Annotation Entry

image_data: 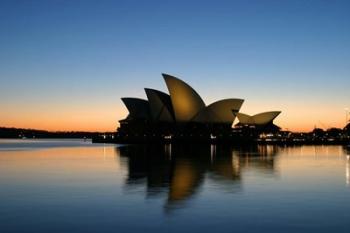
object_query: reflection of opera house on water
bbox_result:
[116,73,281,143]
[119,144,279,212]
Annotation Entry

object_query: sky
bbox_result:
[0,0,349,132]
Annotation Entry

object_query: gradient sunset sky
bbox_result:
[1,0,349,132]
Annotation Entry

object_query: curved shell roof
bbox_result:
[121,98,150,120]
[253,111,281,125]
[120,73,281,127]
[145,88,174,122]
[194,99,244,124]
[235,113,254,124]
[163,74,205,122]
[236,111,281,125]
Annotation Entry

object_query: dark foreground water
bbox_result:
[0,139,350,233]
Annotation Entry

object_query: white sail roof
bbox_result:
[194,99,244,124]
[236,111,281,125]
[121,98,150,119]
[163,74,205,122]
[145,88,174,122]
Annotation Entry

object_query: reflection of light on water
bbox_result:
[266,145,273,157]
[232,154,240,175]
[346,155,350,186]
[103,146,106,160]
[165,144,172,160]
[210,145,216,163]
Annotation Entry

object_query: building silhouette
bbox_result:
[116,73,281,143]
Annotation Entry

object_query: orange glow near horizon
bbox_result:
[0,98,347,132]
[1,102,128,132]
[0,109,346,133]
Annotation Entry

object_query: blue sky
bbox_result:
[1,0,349,131]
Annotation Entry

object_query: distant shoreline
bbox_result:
[0,127,112,139]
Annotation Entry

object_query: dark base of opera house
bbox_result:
[92,122,350,145]
[92,134,349,145]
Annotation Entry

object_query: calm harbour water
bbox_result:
[0,139,350,233]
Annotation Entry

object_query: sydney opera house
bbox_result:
[116,74,281,143]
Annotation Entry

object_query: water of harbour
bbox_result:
[0,139,350,233]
